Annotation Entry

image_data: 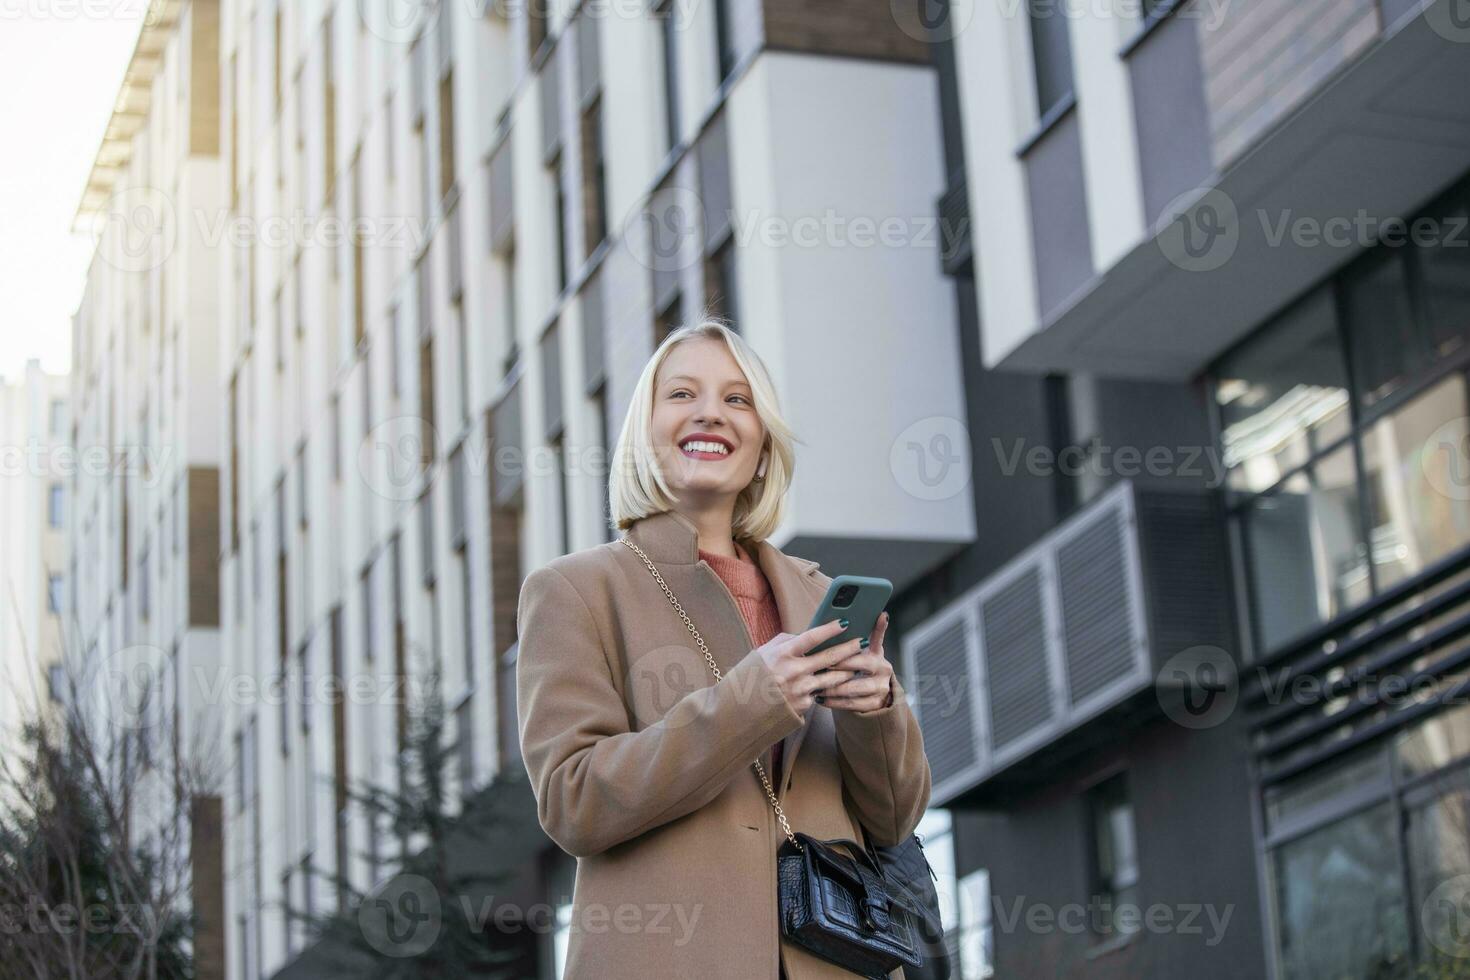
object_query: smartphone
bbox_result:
[806,575,893,666]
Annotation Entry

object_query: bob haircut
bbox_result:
[608,313,799,542]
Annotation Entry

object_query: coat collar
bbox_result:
[624,508,823,579]
[623,509,826,801]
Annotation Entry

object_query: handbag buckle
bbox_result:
[854,860,892,932]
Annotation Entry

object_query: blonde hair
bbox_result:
[608,312,798,542]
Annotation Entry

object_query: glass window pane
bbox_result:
[1242,443,1369,653]
[1408,784,1470,967]
[1345,250,1419,411]
[957,869,994,980]
[1216,288,1350,494]
[1264,743,1390,833]
[1419,193,1470,362]
[1027,0,1073,117]
[1398,700,1470,782]
[1271,803,1410,980]
[1362,373,1470,591]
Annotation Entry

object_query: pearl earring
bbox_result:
[755,454,768,480]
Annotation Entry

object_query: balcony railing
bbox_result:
[904,480,1235,805]
[1243,543,1470,788]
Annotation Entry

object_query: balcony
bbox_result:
[991,4,1470,380]
[904,480,1235,806]
[1243,543,1470,789]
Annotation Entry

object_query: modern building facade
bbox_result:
[69,0,227,974]
[907,0,1470,977]
[215,1,971,978]
[0,360,70,745]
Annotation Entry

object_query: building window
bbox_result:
[1261,737,1427,980]
[550,152,568,296]
[1086,772,1139,944]
[527,0,548,60]
[958,869,995,979]
[47,574,63,614]
[139,545,150,622]
[420,332,437,465]
[1213,178,1470,658]
[456,695,474,795]
[48,483,63,527]
[655,290,681,348]
[1027,0,1074,121]
[330,392,342,481]
[439,70,457,203]
[713,0,736,84]
[580,96,607,256]
[656,0,680,152]
[48,398,65,437]
[704,238,737,328]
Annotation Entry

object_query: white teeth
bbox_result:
[682,440,729,455]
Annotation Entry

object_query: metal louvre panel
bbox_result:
[982,564,1053,753]
[1137,490,1231,656]
[1056,502,1136,707]
[908,615,979,798]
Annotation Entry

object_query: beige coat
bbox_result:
[516,508,932,979]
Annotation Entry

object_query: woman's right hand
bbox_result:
[754,619,866,713]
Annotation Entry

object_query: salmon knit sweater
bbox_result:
[699,539,787,787]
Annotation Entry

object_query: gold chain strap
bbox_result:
[620,536,802,850]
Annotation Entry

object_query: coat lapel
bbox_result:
[624,510,827,803]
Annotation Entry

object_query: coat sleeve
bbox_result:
[832,671,933,847]
[516,564,808,857]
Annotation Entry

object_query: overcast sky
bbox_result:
[0,9,143,384]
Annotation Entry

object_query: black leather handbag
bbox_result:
[622,537,951,979]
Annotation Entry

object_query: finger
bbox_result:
[871,611,889,646]
[818,692,886,711]
[787,618,850,657]
[815,673,887,700]
[797,668,859,697]
[808,635,866,669]
[829,652,884,676]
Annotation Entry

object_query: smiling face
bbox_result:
[650,337,766,501]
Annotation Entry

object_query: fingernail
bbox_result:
[815,696,826,704]
[859,637,870,649]
[838,618,850,629]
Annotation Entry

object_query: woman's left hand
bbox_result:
[816,611,895,711]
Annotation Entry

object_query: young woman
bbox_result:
[516,318,932,979]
